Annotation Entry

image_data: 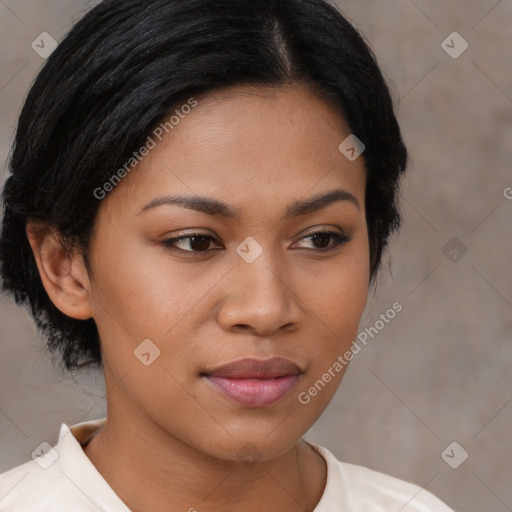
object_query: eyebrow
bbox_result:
[138,189,360,219]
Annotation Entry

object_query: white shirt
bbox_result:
[0,418,455,511]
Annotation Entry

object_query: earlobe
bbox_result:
[26,221,93,320]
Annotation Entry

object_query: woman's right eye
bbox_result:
[161,233,223,254]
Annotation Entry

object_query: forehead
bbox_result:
[102,83,367,217]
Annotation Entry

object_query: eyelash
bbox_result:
[161,228,351,256]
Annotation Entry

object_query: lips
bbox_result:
[205,357,302,379]
[202,357,303,407]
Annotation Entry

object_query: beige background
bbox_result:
[1,1,511,511]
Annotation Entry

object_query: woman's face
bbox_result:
[85,83,369,461]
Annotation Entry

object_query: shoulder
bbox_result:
[0,457,90,512]
[309,443,456,511]
[0,418,115,512]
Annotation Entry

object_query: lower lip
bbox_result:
[205,375,300,407]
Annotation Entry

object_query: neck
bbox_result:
[83,404,326,512]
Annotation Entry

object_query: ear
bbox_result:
[26,221,93,320]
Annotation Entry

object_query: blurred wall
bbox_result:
[1,2,511,511]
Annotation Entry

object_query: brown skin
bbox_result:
[27,82,369,512]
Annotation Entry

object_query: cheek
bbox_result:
[304,242,369,338]
[89,239,193,341]
[295,236,369,397]
[294,257,368,416]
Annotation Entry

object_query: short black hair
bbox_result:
[0,0,408,371]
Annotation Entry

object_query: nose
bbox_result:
[216,249,302,336]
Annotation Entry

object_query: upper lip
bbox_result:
[203,356,302,379]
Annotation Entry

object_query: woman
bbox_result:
[0,0,455,510]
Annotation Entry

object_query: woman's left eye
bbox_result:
[161,229,350,255]
[294,229,351,251]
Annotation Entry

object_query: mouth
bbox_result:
[201,356,303,408]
